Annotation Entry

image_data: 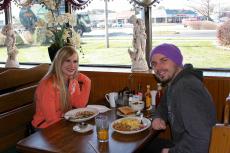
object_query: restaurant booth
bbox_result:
[0,0,230,152]
[0,64,230,152]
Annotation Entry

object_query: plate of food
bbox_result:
[64,108,99,122]
[116,106,136,117]
[111,116,151,134]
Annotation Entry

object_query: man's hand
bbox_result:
[152,118,166,130]
[161,148,169,153]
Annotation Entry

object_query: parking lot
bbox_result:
[83,23,216,39]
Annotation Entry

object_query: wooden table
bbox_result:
[17,109,156,153]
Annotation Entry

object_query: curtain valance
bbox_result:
[0,0,92,10]
[67,0,159,10]
[0,0,160,11]
[0,0,12,10]
[67,0,115,10]
[66,0,92,9]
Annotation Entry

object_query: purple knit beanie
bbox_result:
[149,43,183,67]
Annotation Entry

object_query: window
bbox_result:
[10,2,51,63]
[0,10,6,62]
[151,0,230,69]
[0,0,229,70]
[74,0,135,65]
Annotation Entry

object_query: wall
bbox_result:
[82,70,230,140]
[84,71,157,105]
[204,76,230,122]
[83,70,230,123]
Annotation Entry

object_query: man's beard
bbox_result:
[155,66,182,85]
[157,75,171,84]
[154,74,171,84]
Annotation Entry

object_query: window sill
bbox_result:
[79,66,150,73]
[80,66,230,77]
[1,63,230,78]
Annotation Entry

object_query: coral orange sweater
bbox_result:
[32,73,91,128]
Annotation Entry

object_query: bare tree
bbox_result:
[188,0,214,21]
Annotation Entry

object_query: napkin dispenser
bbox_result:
[116,87,130,107]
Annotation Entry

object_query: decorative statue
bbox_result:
[128,15,148,72]
[1,23,19,68]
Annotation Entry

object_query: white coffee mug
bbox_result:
[105,92,118,107]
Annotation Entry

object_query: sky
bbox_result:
[86,0,132,12]
[86,0,230,11]
[86,0,193,11]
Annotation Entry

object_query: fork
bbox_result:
[136,110,141,116]
[140,113,143,124]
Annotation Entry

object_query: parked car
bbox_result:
[182,17,199,27]
[97,22,105,28]
[74,13,92,36]
[111,23,123,28]
[97,22,112,28]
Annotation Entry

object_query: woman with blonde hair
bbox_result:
[32,46,91,128]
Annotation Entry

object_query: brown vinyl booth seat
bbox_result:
[0,64,49,95]
[0,64,49,152]
[209,100,230,153]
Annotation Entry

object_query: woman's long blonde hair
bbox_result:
[46,46,79,112]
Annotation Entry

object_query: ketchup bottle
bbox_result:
[155,83,163,109]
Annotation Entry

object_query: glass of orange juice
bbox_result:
[95,115,109,142]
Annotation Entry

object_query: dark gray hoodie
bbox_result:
[153,64,217,153]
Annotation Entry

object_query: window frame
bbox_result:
[0,0,229,73]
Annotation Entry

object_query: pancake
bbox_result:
[118,106,135,115]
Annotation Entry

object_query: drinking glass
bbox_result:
[95,115,109,142]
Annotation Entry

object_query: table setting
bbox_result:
[17,103,156,153]
[62,98,152,137]
[17,87,155,153]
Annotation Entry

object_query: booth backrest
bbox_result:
[0,64,49,94]
[0,85,36,114]
[0,65,48,152]
[0,85,37,152]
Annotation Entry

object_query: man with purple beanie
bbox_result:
[142,43,216,153]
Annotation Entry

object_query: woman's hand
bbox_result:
[77,73,86,83]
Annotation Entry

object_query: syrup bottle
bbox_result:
[145,85,152,110]
[155,83,163,109]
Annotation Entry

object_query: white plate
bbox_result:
[87,105,111,113]
[64,108,99,122]
[111,116,151,134]
[73,124,93,133]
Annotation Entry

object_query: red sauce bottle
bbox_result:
[155,83,163,109]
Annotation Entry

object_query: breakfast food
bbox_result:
[132,102,139,105]
[75,111,95,119]
[118,106,135,115]
[113,118,145,131]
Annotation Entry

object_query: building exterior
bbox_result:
[152,8,197,23]
[88,9,135,28]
